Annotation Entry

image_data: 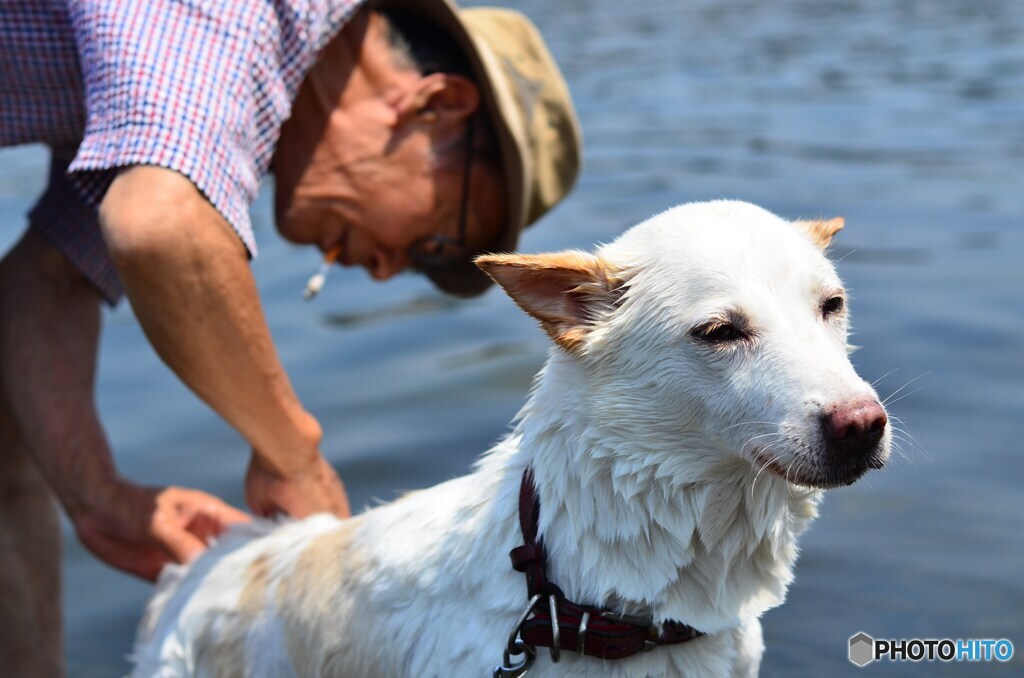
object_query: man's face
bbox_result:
[275,96,504,282]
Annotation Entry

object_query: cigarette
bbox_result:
[303,245,343,300]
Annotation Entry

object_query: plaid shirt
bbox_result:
[0,0,364,303]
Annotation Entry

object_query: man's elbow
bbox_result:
[98,166,245,275]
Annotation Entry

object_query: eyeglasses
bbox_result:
[406,117,476,270]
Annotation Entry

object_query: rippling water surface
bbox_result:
[1,0,1021,674]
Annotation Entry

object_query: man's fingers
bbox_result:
[245,495,277,519]
[207,499,251,526]
[151,511,207,565]
[160,486,250,530]
[188,500,251,542]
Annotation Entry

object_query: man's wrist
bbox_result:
[57,464,126,521]
[250,408,324,477]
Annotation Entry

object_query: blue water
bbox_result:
[1,0,1021,674]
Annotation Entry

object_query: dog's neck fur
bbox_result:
[488,352,822,635]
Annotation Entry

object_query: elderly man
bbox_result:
[0,0,580,673]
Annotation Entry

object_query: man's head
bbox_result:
[273,0,581,296]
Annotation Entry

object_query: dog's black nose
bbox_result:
[821,399,888,458]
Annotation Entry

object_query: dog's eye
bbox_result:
[693,322,746,344]
[822,296,845,317]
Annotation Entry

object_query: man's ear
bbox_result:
[475,251,622,354]
[398,73,479,128]
[794,217,844,249]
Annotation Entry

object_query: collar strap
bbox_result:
[508,469,704,661]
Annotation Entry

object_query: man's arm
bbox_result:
[0,229,250,581]
[99,166,350,518]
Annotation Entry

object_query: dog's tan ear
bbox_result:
[795,217,844,249]
[475,251,620,354]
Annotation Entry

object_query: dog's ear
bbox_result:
[794,217,844,249]
[475,251,620,354]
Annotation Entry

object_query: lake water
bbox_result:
[1,0,1021,675]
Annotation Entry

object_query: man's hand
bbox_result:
[69,479,250,581]
[245,453,351,519]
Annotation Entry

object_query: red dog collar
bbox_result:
[503,468,704,666]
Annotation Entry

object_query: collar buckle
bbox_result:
[493,593,541,678]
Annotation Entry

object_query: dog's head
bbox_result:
[477,200,889,489]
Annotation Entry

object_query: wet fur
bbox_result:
[132,200,888,677]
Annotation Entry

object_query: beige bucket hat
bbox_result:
[379,0,583,296]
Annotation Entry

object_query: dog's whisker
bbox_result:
[869,368,900,388]
[881,372,931,406]
[833,246,860,264]
[739,429,783,452]
[785,457,800,493]
[886,416,928,458]
[723,421,778,433]
[741,431,784,450]
[741,432,786,497]
[895,431,927,460]
[750,445,782,498]
[888,424,920,446]
[886,440,917,472]
[888,427,928,463]
[881,386,925,408]
[894,447,914,468]
[783,453,810,496]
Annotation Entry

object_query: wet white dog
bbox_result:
[131,200,889,677]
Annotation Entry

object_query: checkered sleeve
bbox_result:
[30,149,125,301]
[60,0,267,302]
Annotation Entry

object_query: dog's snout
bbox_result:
[821,399,888,457]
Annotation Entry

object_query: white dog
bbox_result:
[131,200,889,677]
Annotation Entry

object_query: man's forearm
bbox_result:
[0,230,117,514]
[99,167,321,473]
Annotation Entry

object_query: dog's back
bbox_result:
[133,201,888,677]
[133,469,529,677]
